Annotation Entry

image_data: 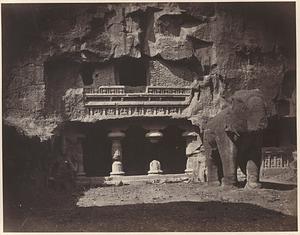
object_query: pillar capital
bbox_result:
[76,133,86,138]
[145,130,163,143]
[108,130,125,139]
[182,131,198,139]
[144,123,165,132]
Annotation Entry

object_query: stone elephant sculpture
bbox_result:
[203,89,268,189]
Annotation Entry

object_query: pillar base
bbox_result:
[148,170,163,175]
[185,154,199,175]
[110,171,125,176]
[77,172,86,176]
[77,165,86,176]
[110,161,125,176]
[185,169,194,174]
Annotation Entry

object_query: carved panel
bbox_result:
[83,85,191,118]
[262,148,292,169]
[87,106,185,117]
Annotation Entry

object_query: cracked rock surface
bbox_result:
[3,3,295,140]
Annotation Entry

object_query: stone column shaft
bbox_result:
[182,131,200,175]
[108,130,125,176]
[77,137,86,176]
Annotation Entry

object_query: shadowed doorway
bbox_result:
[123,126,149,175]
[123,125,186,175]
[82,126,111,176]
[160,125,186,174]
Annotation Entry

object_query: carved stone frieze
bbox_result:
[84,85,192,118]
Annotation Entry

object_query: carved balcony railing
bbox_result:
[83,86,192,117]
[84,86,125,94]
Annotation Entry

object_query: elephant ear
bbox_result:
[226,89,268,132]
[246,96,268,131]
[225,97,248,134]
[231,96,248,118]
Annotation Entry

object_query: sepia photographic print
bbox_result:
[2,1,297,232]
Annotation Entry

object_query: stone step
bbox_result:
[76,173,190,186]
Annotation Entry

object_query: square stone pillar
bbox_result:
[108,130,125,176]
[182,131,201,175]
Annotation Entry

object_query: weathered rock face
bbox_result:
[3,2,296,140]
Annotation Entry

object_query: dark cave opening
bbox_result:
[82,126,111,177]
[122,125,186,176]
[115,57,148,93]
[262,116,296,148]
[79,63,94,86]
[123,126,149,175]
[160,125,186,174]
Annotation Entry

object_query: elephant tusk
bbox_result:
[234,131,240,137]
[225,125,240,137]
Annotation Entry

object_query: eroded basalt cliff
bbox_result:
[3,3,296,140]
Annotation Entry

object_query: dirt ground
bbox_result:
[4,180,297,232]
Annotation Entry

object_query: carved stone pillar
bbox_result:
[77,136,86,176]
[145,130,163,175]
[182,131,201,175]
[108,130,125,176]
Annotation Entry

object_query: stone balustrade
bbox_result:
[84,86,125,94]
[83,85,192,118]
[146,86,191,95]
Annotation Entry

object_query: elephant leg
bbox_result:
[244,135,262,189]
[203,130,221,186]
[245,160,262,189]
[203,139,220,186]
[216,134,238,187]
[207,156,221,186]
